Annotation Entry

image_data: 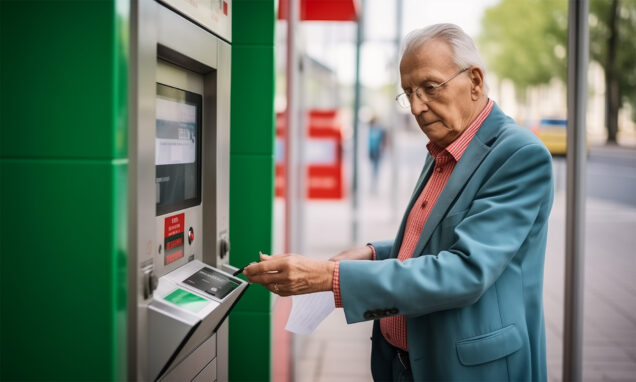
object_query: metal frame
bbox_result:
[129,1,231,379]
[563,0,589,380]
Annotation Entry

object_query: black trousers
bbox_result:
[370,321,414,382]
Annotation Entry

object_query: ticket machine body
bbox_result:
[129,1,242,380]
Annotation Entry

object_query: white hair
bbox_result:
[401,23,489,94]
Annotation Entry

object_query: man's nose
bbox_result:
[410,95,429,115]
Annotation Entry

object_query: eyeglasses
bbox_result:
[395,67,469,109]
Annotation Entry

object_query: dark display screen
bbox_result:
[182,267,240,300]
[155,83,202,216]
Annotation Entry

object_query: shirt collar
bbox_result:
[426,99,494,162]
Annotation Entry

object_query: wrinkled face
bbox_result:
[400,39,479,148]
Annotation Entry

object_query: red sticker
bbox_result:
[164,213,185,265]
[166,250,183,265]
[165,237,183,251]
[165,213,184,238]
[223,1,228,15]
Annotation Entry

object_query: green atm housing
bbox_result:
[0,0,275,380]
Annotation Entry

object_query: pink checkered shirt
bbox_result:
[334,99,493,351]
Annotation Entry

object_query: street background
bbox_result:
[274,129,636,382]
[272,0,636,380]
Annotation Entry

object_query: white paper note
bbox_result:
[285,291,336,335]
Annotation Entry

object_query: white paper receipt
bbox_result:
[285,291,336,334]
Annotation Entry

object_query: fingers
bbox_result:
[244,254,301,292]
[245,254,285,274]
[247,271,287,286]
[244,254,334,296]
[244,253,293,285]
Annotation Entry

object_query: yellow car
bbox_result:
[532,118,567,156]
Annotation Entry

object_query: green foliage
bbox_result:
[480,0,636,119]
[590,0,636,108]
[479,0,568,91]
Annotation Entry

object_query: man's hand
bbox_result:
[329,245,374,262]
[243,253,335,296]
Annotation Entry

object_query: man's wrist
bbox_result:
[324,259,335,291]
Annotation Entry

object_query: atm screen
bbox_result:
[155,83,202,216]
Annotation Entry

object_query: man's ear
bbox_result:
[469,67,485,100]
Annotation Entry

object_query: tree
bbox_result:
[479,0,568,93]
[590,0,636,143]
[480,0,636,144]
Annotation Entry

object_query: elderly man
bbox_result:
[245,23,553,381]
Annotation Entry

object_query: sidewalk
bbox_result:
[284,136,636,381]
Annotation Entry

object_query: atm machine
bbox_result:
[129,1,246,381]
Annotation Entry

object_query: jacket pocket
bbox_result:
[455,324,523,366]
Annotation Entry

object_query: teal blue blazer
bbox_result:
[339,103,553,381]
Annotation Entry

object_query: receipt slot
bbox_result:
[130,1,241,381]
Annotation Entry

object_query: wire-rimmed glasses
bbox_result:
[395,67,469,108]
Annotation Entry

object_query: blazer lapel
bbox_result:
[409,103,507,257]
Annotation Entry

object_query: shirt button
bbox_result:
[436,166,443,172]
[421,200,428,208]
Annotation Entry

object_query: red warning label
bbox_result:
[164,213,185,265]
[165,213,185,238]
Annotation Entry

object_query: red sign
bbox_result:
[164,213,185,265]
[276,109,344,200]
[165,213,184,237]
[278,0,358,21]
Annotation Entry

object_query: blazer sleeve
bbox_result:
[339,143,553,324]
[368,239,394,260]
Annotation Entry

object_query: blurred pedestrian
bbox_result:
[368,116,387,194]
[245,23,553,381]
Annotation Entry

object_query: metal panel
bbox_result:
[193,358,218,382]
[157,60,204,93]
[129,0,159,379]
[148,300,200,380]
[216,322,229,382]
[162,334,216,382]
[157,5,218,70]
[159,0,231,42]
[202,40,231,269]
